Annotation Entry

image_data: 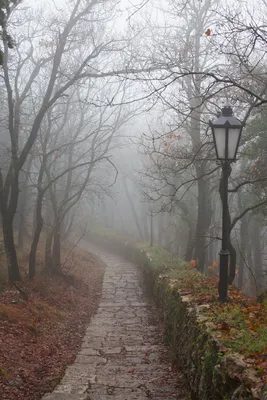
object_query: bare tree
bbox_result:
[0,0,153,280]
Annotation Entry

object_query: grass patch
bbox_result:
[207,302,267,359]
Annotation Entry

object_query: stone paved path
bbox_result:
[43,247,190,400]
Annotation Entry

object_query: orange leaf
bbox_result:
[205,28,212,36]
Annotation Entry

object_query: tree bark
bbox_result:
[247,237,256,297]
[52,217,62,274]
[237,214,248,289]
[187,6,212,272]
[29,191,44,279]
[194,171,212,272]
[16,156,33,248]
[45,230,54,272]
[16,179,28,248]
[0,170,21,281]
[252,215,263,294]
[2,214,21,281]
[207,225,215,266]
[185,227,195,261]
[228,241,237,285]
[157,212,165,246]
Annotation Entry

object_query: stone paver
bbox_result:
[42,247,190,400]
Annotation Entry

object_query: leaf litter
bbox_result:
[0,246,104,400]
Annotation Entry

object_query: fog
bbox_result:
[0,0,267,297]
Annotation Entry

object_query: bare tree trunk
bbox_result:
[207,225,215,266]
[188,9,212,272]
[45,230,54,272]
[228,241,237,285]
[29,190,44,279]
[52,217,61,274]
[247,238,256,297]
[16,177,28,248]
[157,212,165,246]
[252,215,263,294]
[174,221,183,256]
[0,171,21,281]
[2,214,21,281]
[237,214,248,289]
[123,178,144,240]
[185,227,195,261]
[16,156,33,248]
[194,173,211,272]
[150,212,153,247]
[61,212,75,241]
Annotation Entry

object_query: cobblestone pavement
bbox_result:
[43,247,190,400]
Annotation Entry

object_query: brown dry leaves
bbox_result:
[0,246,104,400]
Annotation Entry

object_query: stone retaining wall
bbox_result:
[88,231,267,400]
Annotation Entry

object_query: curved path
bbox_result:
[43,246,190,400]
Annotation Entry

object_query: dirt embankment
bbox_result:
[0,243,104,400]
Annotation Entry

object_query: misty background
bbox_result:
[0,0,267,297]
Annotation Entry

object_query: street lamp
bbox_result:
[209,106,244,301]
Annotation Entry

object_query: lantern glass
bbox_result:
[228,127,242,160]
[213,127,226,159]
[213,126,242,160]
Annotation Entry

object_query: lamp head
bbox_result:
[209,106,244,161]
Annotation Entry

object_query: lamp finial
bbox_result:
[221,105,233,117]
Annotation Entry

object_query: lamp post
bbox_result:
[209,106,244,301]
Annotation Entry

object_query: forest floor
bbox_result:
[0,239,105,400]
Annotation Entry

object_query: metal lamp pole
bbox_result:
[209,106,244,302]
[219,160,230,301]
